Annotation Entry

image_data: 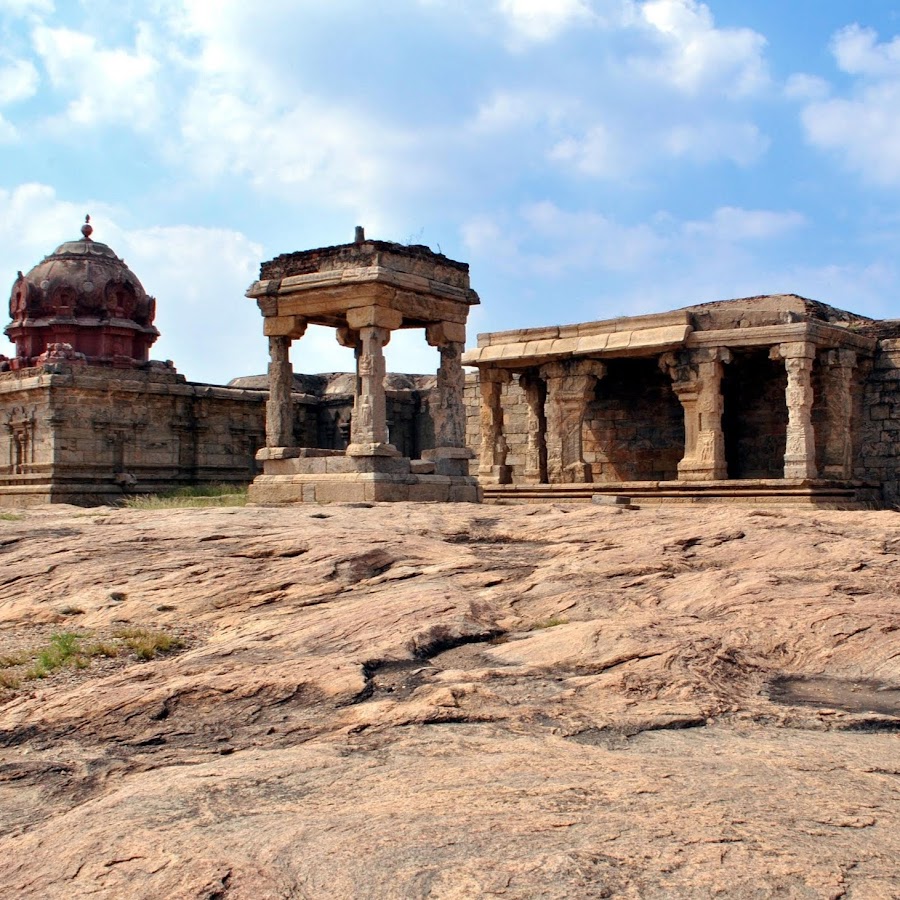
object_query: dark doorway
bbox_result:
[722,349,787,479]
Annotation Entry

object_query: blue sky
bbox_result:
[3,0,900,382]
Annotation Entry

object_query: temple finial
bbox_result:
[81,214,93,241]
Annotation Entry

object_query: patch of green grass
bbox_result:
[122,484,248,510]
[0,512,23,521]
[531,616,569,630]
[113,627,184,660]
[0,627,183,692]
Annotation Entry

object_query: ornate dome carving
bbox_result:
[6,217,159,369]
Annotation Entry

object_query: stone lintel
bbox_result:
[688,322,876,354]
[462,324,690,367]
[476,310,691,347]
[246,266,478,305]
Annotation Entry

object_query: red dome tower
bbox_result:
[5,216,159,369]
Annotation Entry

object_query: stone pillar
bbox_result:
[818,349,857,480]
[266,335,294,448]
[519,369,547,484]
[773,341,817,480]
[425,321,474,476]
[661,347,729,481]
[540,359,605,484]
[478,368,512,483]
[346,307,403,457]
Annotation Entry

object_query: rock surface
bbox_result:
[0,501,897,899]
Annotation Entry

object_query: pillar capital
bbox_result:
[346,305,403,332]
[426,321,467,347]
[540,358,606,382]
[772,340,816,361]
[263,315,307,339]
[336,326,360,349]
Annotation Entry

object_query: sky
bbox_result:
[3,0,900,383]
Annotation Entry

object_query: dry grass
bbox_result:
[122,484,248,510]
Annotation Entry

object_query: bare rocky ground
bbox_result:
[0,501,897,899]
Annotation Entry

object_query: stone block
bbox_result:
[407,481,451,502]
[316,481,369,503]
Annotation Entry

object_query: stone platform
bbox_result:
[248,448,481,504]
[480,479,881,509]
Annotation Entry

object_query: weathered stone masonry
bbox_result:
[463,296,900,506]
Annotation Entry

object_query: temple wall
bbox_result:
[583,359,683,482]
[858,339,900,504]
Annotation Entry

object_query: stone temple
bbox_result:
[4,219,900,508]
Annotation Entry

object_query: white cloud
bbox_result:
[551,116,768,177]
[31,24,161,128]
[831,24,900,78]
[635,0,769,97]
[549,123,629,177]
[496,0,596,44]
[0,0,52,15]
[0,57,39,105]
[682,207,806,241]
[798,25,900,187]
[662,120,769,166]
[784,73,830,102]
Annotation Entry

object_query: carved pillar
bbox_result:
[425,322,474,476]
[266,335,294,447]
[478,368,512,483]
[345,307,402,457]
[773,341,817,480]
[519,369,547,484]
[818,349,857,480]
[349,325,392,451]
[661,347,729,481]
[540,359,605,484]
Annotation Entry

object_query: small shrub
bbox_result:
[60,605,84,616]
[0,671,20,690]
[114,627,183,660]
[0,512,23,522]
[0,650,29,668]
[532,616,569,630]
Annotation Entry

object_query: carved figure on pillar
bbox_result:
[519,369,548,484]
[773,341,817,479]
[661,347,730,481]
[478,368,512,483]
[540,359,605,484]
